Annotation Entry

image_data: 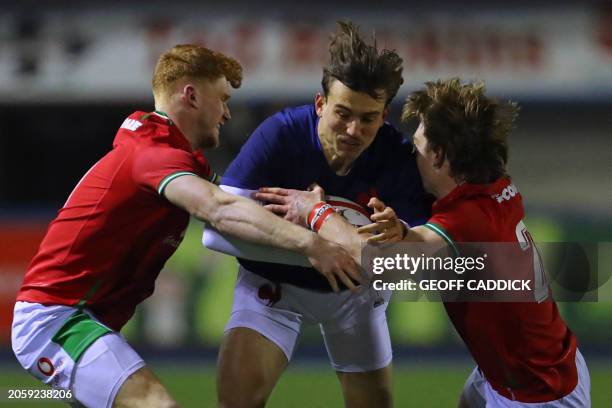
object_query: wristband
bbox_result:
[312,207,335,232]
[308,202,334,232]
[307,202,328,226]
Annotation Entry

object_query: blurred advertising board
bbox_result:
[1,5,612,101]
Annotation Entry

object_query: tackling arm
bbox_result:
[164,175,315,253]
[201,185,311,266]
[163,175,362,291]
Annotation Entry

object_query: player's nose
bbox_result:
[346,120,361,137]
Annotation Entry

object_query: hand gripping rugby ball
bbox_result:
[326,195,371,227]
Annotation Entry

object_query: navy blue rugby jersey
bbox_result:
[223,104,431,291]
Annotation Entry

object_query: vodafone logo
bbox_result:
[37,357,55,376]
[492,184,519,203]
[120,118,143,131]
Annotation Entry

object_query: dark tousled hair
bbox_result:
[402,78,519,184]
[322,21,403,105]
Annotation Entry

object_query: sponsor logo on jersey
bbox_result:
[37,357,55,376]
[120,118,143,131]
[492,184,519,203]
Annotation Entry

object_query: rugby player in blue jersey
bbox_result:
[204,21,430,408]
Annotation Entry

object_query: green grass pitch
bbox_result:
[1,363,611,407]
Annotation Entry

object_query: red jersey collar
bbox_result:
[432,177,512,213]
[146,111,193,152]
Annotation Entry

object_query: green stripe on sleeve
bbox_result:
[209,171,220,186]
[158,171,198,196]
[52,310,112,362]
[424,222,460,256]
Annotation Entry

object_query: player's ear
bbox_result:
[382,106,389,121]
[182,84,197,108]
[433,148,445,169]
[315,93,325,117]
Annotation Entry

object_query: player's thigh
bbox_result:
[70,333,175,408]
[336,365,393,408]
[12,302,165,407]
[225,267,304,361]
[12,301,79,389]
[219,268,306,407]
[217,327,288,408]
[320,288,392,373]
[318,289,393,407]
[113,366,177,408]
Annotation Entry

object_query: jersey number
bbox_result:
[515,220,548,302]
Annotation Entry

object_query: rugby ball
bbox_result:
[327,195,371,227]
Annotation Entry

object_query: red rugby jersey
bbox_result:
[18,111,215,331]
[425,177,578,402]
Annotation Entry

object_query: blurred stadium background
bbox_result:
[1,0,611,406]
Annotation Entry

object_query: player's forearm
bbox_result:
[316,214,363,263]
[206,193,316,254]
[402,225,439,243]
[203,227,312,266]
[165,175,316,255]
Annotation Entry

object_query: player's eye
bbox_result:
[361,116,375,124]
[336,111,349,120]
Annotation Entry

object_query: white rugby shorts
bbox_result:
[12,301,145,408]
[461,348,590,407]
[225,267,392,372]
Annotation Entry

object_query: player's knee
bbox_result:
[113,368,178,408]
[114,387,178,408]
[217,329,286,408]
[361,382,392,408]
[218,393,267,408]
[114,395,178,408]
[141,400,179,408]
[339,369,393,408]
[344,388,391,408]
[218,368,270,408]
[218,376,269,408]
[376,381,393,398]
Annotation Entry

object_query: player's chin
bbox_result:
[201,131,220,149]
[338,145,363,161]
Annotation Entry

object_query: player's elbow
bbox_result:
[199,193,240,233]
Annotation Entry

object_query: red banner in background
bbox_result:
[0,222,47,344]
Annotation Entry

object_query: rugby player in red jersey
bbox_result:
[11,44,360,408]
[258,78,591,407]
